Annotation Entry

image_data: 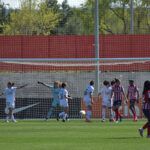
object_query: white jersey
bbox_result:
[4,87,17,104]
[100,86,112,102]
[100,86,112,107]
[84,85,94,101]
[59,88,68,101]
[59,88,69,107]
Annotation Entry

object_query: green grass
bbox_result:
[0,119,149,150]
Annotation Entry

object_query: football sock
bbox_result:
[6,115,9,121]
[47,107,54,118]
[102,107,106,120]
[131,107,136,119]
[110,109,114,120]
[86,111,92,120]
[59,112,65,119]
[143,122,149,130]
[147,125,150,136]
[11,114,15,121]
[115,109,119,121]
[63,113,67,120]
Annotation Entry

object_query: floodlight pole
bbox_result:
[94,0,100,94]
[130,0,134,34]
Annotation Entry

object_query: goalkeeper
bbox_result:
[37,81,61,120]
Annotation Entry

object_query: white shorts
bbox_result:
[102,99,112,108]
[6,102,15,109]
[5,102,15,114]
[60,99,68,108]
[83,97,92,107]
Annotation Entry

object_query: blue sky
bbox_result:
[2,0,86,8]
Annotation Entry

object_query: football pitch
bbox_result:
[0,119,149,150]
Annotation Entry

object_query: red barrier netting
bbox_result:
[0,35,150,58]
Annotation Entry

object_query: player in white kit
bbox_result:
[58,82,72,122]
[83,80,94,122]
[98,81,113,122]
[0,82,28,122]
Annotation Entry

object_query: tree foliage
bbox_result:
[0,1,10,34]
[79,0,150,34]
[1,0,150,35]
[4,0,59,35]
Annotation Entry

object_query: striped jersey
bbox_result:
[143,90,150,110]
[112,85,124,101]
[127,85,139,100]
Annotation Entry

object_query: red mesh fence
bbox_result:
[0,35,150,58]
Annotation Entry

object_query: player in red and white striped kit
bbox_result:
[127,80,139,121]
[139,80,150,138]
[111,79,127,123]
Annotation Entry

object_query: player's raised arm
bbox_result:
[17,84,28,89]
[37,81,53,88]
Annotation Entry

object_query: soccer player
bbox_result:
[83,80,94,122]
[111,79,127,123]
[0,82,28,122]
[110,80,116,121]
[127,80,139,121]
[98,81,113,122]
[58,82,72,122]
[139,81,150,138]
[37,81,61,120]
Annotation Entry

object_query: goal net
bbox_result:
[0,58,149,119]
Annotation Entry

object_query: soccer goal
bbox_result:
[0,57,149,119]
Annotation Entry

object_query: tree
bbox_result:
[134,0,150,34]
[4,0,59,35]
[80,0,150,34]
[0,1,10,34]
[36,2,59,35]
[45,0,60,13]
[2,0,150,35]
[107,0,130,34]
[56,0,74,34]
[80,0,112,34]
[59,8,84,35]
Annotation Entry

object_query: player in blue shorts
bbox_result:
[37,81,61,120]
